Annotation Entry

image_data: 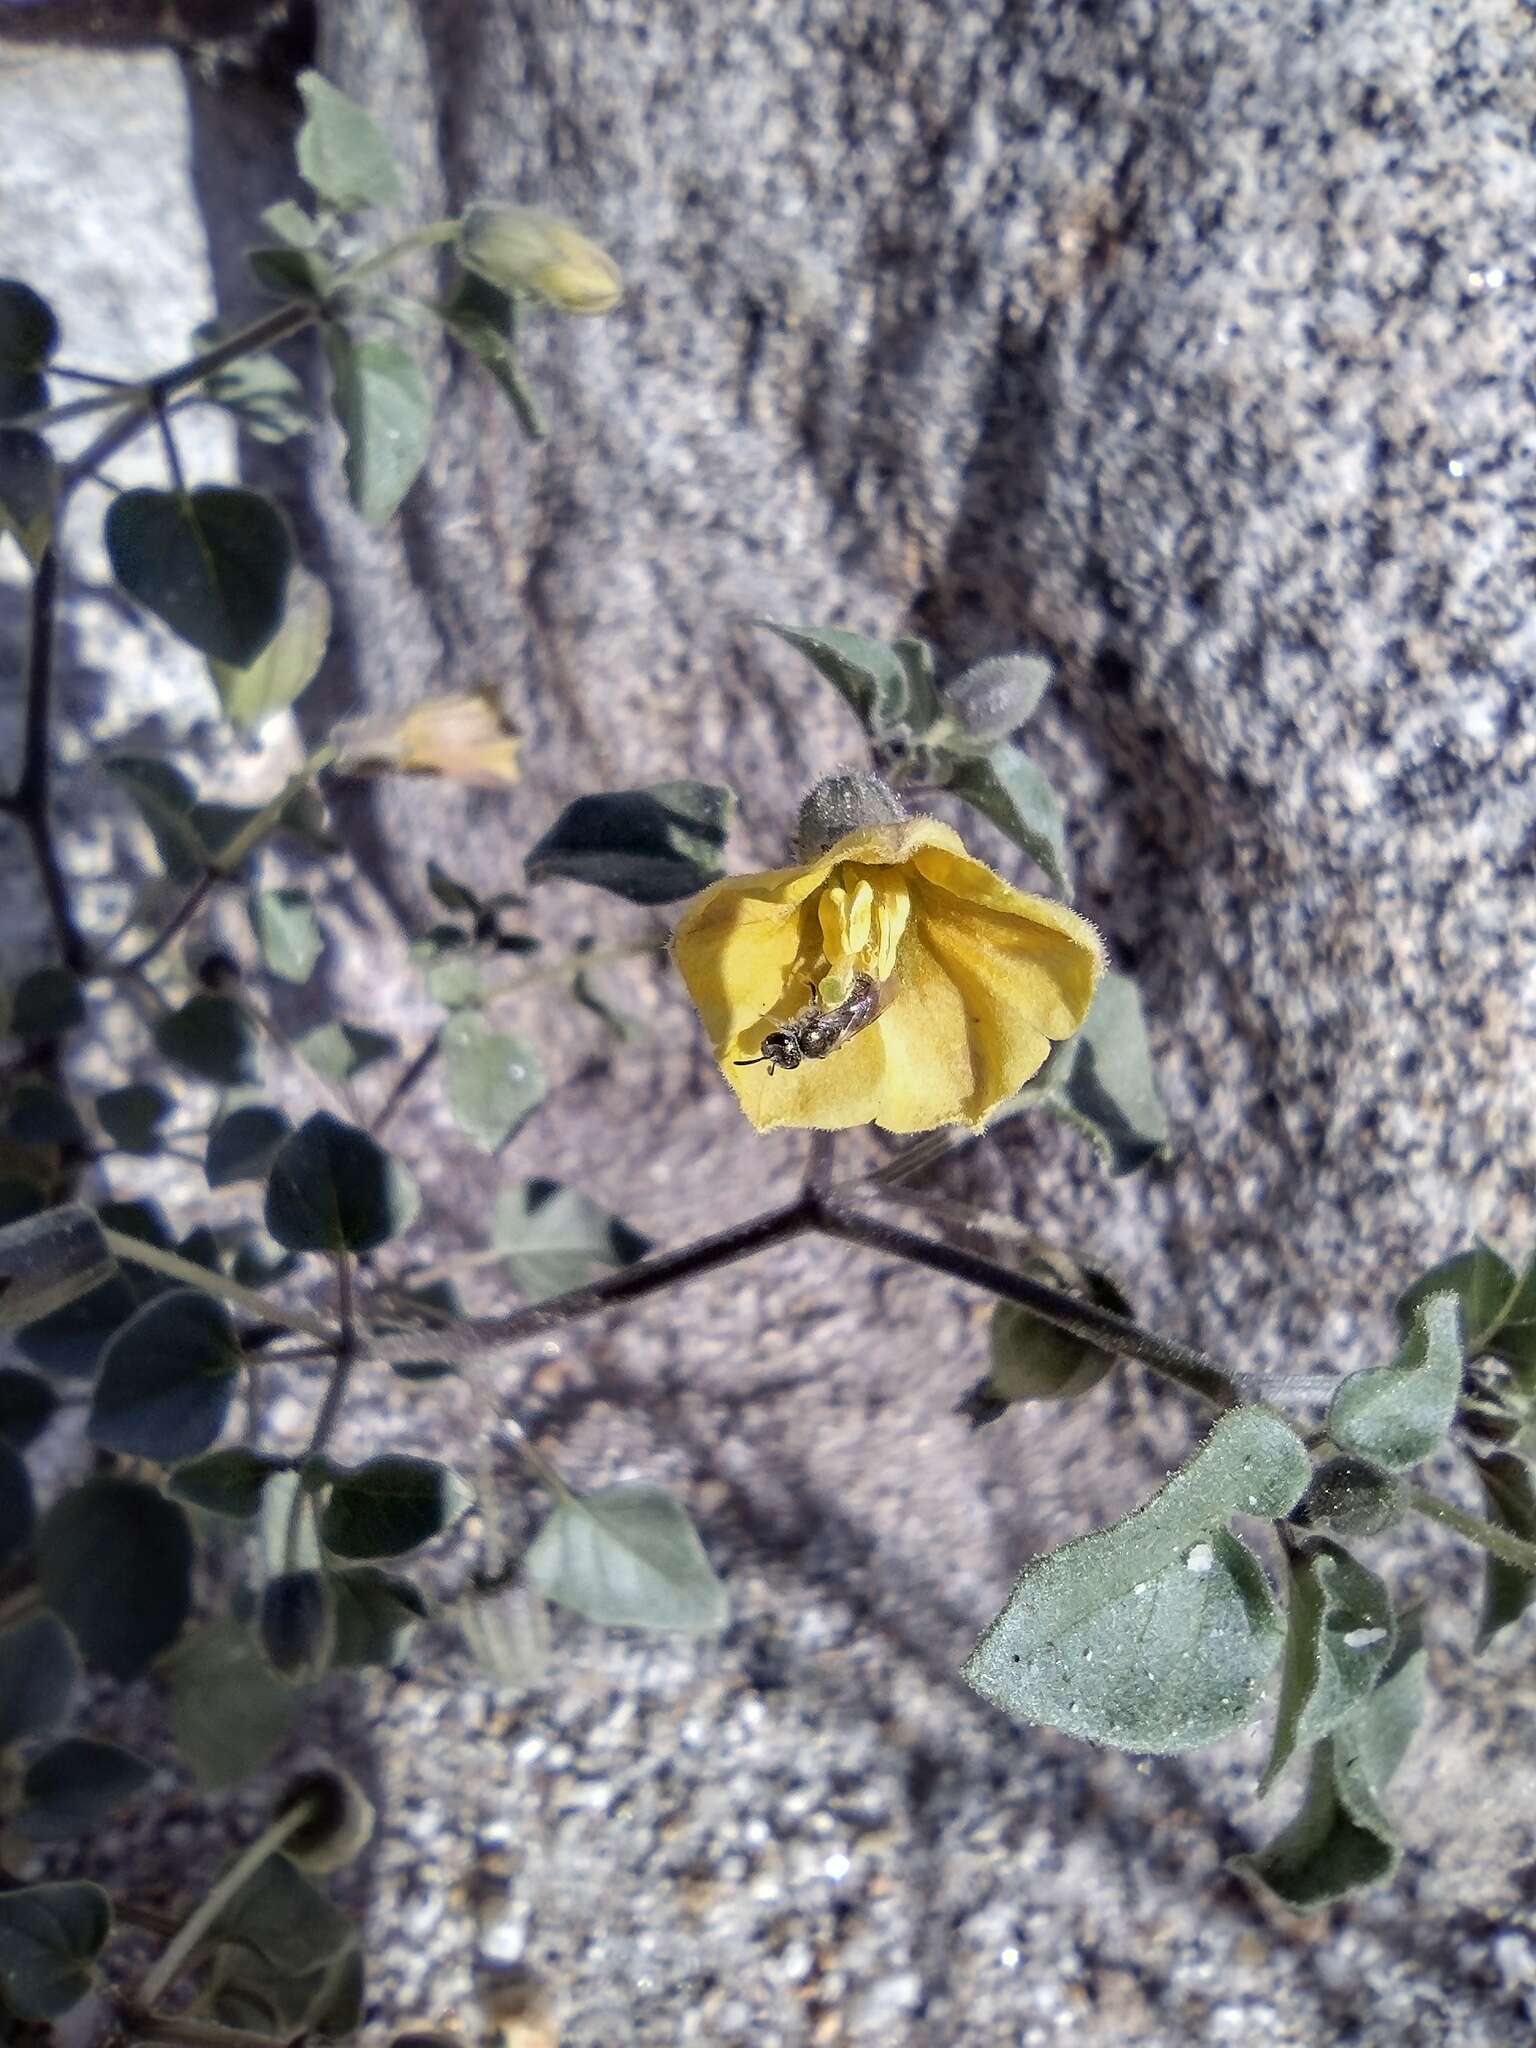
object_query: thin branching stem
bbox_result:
[102,1228,337,1344]
[1405,1483,1536,1574]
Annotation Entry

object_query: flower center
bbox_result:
[814,867,911,1007]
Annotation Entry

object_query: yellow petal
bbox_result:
[671,858,827,1056]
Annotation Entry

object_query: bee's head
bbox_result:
[736,1028,801,1072]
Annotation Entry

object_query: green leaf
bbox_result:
[948,746,1072,896]
[15,1272,138,1379]
[320,1454,473,1561]
[526,1482,729,1632]
[89,1290,242,1462]
[202,349,311,445]
[425,859,482,916]
[0,279,59,418]
[207,1103,292,1188]
[296,70,403,213]
[492,1178,651,1301]
[441,1015,545,1151]
[963,1407,1310,1752]
[95,1082,173,1156]
[0,1614,76,1747]
[9,967,83,1039]
[210,1850,355,1982]
[0,1439,32,1560]
[967,1261,1119,1423]
[172,1446,289,1520]
[1470,1450,1536,1651]
[106,486,293,666]
[251,887,324,984]
[295,1019,398,1086]
[435,269,544,436]
[247,243,334,300]
[327,330,432,525]
[1260,1538,1394,1793]
[1234,1616,1426,1909]
[17,1737,153,1840]
[756,619,913,734]
[265,1111,420,1254]
[0,1202,115,1331]
[0,1364,58,1450]
[1055,971,1169,1175]
[0,426,56,563]
[6,1080,85,1149]
[167,1619,302,1789]
[260,200,322,246]
[1396,1244,1515,1355]
[526,780,734,904]
[260,1570,335,1682]
[103,753,204,882]
[0,1881,110,2020]
[423,951,485,1009]
[154,992,261,1087]
[1485,1253,1536,1378]
[209,566,331,731]
[1328,1292,1462,1472]
[36,1476,193,1678]
[330,1565,428,1667]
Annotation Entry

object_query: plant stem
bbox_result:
[370,1027,440,1137]
[363,1194,820,1366]
[134,1797,318,2010]
[101,1228,338,1344]
[0,545,89,970]
[1405,1483,1536,1574]
[816,1198,1255,1411]
[100,743,336,979]
[122,2017,302,2048]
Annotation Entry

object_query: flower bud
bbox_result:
[333,684,523,788]
[946,653,1053,740]
[458,204,622,315]
[260,1570,334,1683]
[1295,1455,1405,1537]
[794,772,905,860]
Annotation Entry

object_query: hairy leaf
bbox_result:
[266,1112,420,1254]
[37,1477,193,1677]
[106,486,293,666]
[296,70,403,213]
[1055,971,1169,1175]
[210,566,331,730]
[1260,1538,1394,1793]
[327,331,432,525]
[0,1880,110,2019]
[441,1016,545,1151]
[168,1620,302,1789]
[964,1407,1310,1752]
[320,1454,473,1561]
[17,1737,153,1839]
[1328,1292,1462,1471]
[89,1290,242,1462]
[526,781,733,904]
[492,1177,651,1300]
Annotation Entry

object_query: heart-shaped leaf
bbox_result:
[37,1477,193,1678]
[265,1112,420,1254]
[0,1880,110,2019]
[106,486,293,665]
[0,1613,78,1747]
[948,746,1072,896]
[167,1620,302,1789]
[319,1454,473,1560]
[327,331,432,525]
[296,71,403,213]
[95,1082,173,1157]
[209,566,331,730]
[441,1016,546,1151]
[0,279,59,418]
[154,992,261,1087]
[206,1104,292,1188]
[526,1482,729,1632]
[89,1290,242,1462]
[0,426,56,562]
[251,886,323,983]
[17,1737,154,1840]
[526,781,734,904]
[492,1178,651,1301]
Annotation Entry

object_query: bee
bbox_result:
[735,972,884,1073]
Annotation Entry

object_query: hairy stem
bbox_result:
[101,1228,337,1344]
[134,1796,319,2010]
[817,1199,1255,1411]
[1405,1483,1536,1574]
[363,1194,820,1366]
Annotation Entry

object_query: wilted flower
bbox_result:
[673,815,1103,1133]
[332,684,522,788]
[459,203,623,315]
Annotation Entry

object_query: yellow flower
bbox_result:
[673,816,1104,1134]
[459,203,623,315]
[332,685,523,788]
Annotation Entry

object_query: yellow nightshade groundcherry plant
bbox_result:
[2,73,1532,2045]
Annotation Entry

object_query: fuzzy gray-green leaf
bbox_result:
[106,486,293,666]
[526,781,734,904]
[266,1112,420,1254]
[1260,1538,1394,1793]
[963,1407,1309,1752]
[89,1290,242,1462]
[1328,1292,1462,1471]
[492,1178,651,1301]
[441,1016,545,1151]
[948,746,1072,896]
[526,1482,728,1633]
[327,331,432,526]
[0,1880,110,2019]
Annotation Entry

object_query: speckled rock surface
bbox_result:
[5,5,1536,2044]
